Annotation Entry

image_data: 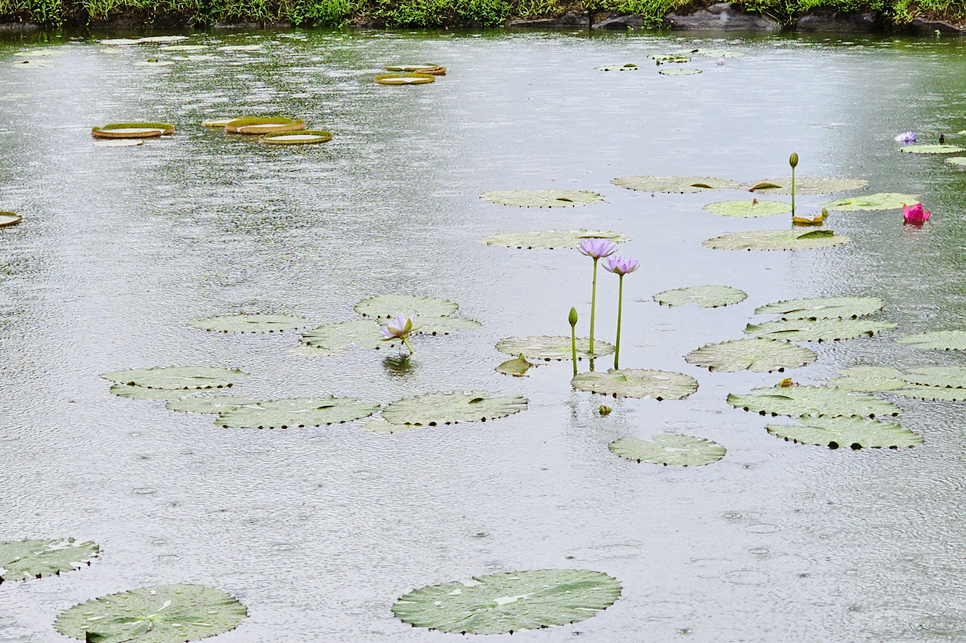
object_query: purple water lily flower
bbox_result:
[894,131,916,143]
[579,238,619,355]
[380,314,418,353]
[603,256,640,276]
[603,256,640,369]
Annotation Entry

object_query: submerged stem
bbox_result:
[590,258,599,354]
[403,337,414,354]
[614,275,624,370]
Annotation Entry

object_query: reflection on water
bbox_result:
[2,27,966,642]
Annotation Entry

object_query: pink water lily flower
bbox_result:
[380,314,419,353]
[902,203,931,224]
[894,131,916,143]
[602,256,640,275]
[578,238,618,259]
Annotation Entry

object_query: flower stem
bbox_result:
[614,275,624,370]
[571,323,578,377]
[403,338,414,354]
[791,166,795,218]
[590,258,599,354]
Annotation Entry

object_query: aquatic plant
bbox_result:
[480,190,604,207]
[824,193,919,211]
[728,383,900,418]
[703,200,790,218]
[188,314,314,333]
[652,285,747,308]
[610,435,726,466]
[0,212,21,227]
[755,296,884,319]
[578,238,618,355]
[569,307,578,376]
[216,396,379,429]
[826,366,906,392]
[374,73,435,85]
[685,338,816,373]
[894,131,916,143]
[495,354,533,377]
[0,539,98,583]
[612,175,739,193]
[225,117,305,135]
[902,203,931,224]
[898,144,964,154]
[789,152,798,217]
[381,391,527,427]
[595,63,638,71]
[355,294,456,318]
[91,123,175,139]
[767,417,921,449]
[260,131,332,145]
[572,369,697,400]
[483,229,628,249]
[897,330,966,350]
[101,366,245,390]
[703,229,851,251]
[744,318,895,342]
[602,255,639,369]
[496,336,613,361]
[381,314,418,354]
[743,177,867,194]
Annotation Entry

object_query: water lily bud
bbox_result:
[569,307,578,327]
[789,152,799,168]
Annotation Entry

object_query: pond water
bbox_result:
[2,26,966,642]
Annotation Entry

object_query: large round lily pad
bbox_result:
[572,369,698,400]
[898,144,965,154]
[611,176,740,193]
[217,396,379,429]
[260,131,332,145]
[416,316,482,335]
[897,330,966,351]
[890,385,966,401]
[225,117,306,135]
[755,296,884,320]
[91,123,175,139]
[101,366,245,390]
[483,230,629,249]
[827,366,906,392]
[742,178,868,194]
[301,320,385,351]
[479,190,604,207]
[0,539,98,582]
[55,584,247,643]
[685,338,815,373]
[703,200,791,217]
[496,336,614,361]
[744,318,895,341]
[900,366,966,388]
[0,212,21,227]
[652,285,747,308]
[823,193,919,211]
[382,391,527,427]
[702,229,851,251]
[659,68,701,75]
[165,396,259,414]
[609,435,725,466]
[767,417,921,449]
[727,384,901,418]
[392,569,620,634]
[187,314,314,333]
[355,294,457,318]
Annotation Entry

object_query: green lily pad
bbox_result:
[91,123,175,139]
[900,366,966,388]
[479,190,604,208]
[744,318,895,341]
[165,396,259,414]
[225,117,305,134]
[375,73,435,85]
[101,366,245,390]
[609,435,725,466]
[355,295,457,319]
[0,539,98,582]
[110,385,198,401]
[767,417,921,449]
[415,316,481,335]
[55,584,247,643]
[392,569,621,634]
[755,296,884,320]
[216,396,379,429]
[385,63,441,72]
[659,68,701,75]
[945,157,966,167]
[0,212,22,227]
[596,63,638,71]
[827,366,906,392]
[702,229,851,251]
[891,385,966,401]
[703,200,791,217]
[187,314,314,333]
[689,49,745,58]
[382,391,528,427]
[357,417,419,434]
[742,178,868,194]
[685,338,816,373]
[260,131,333,145]
[727,384,901,418]
[483,229,629,249]
[652,285,747,308]
[572,369,698,400]
[496,355,534,377]
[495,336,614,361]
[823,193,919,211]
[898,144,965,154]
[649,54,690,63]
[897,330,966,351]
[611,176,740,193]
[301,320,385,350]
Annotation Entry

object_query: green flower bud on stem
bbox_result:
[789,152,799,168]
[569,307,578,327]
[569,307,578,377]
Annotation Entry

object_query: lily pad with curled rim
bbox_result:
[110,385,197,401]
[225,117,306,135]
[187,314,315,333]
[890,385,966,401]
[611,175,740,194]
[55,584,247,643]
[897,330,966,351]
[755,296,884,320]
[685,338,815,373]
[572,369,698,400]
[217,44,264,51]
[375,73,435,85]
[496,336,613,361]
[382,391,528,427]
[385,63,442,72]
[900,366,966,388]
[702,200,791,217]
[823,193,920,211]
[596,63,638,71]
[260,131,332,145]
[742,177,868,194]
[767,417,921,449]
[703,229,851,251]
[609,435,725,466]
[659,68,702,75]
[391,569,621,634]
[652,285,747,308]
[898,144,965,154]
[479,190,604,208]
[0,212,21,227]
[355,295,458,319]
[827,366,906,392]
[727,384,901,418]
[744,318,895,341]
[483,229,629,249]
[91,123,174,139]
[101,366,245,390]
[0,539,98,582]
[301,320,387,351]
[216,396,379,429]
[165,396,260,414]
[415,316,481,335]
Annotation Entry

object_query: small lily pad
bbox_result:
[392,569,621,634]
[609,435,725,465]
[653,285,747,308]
[382,391,528,427]
[898,330,966,351]
[703,229,851,251]
[260,130,332,145]
[385,63,441,72]
[689,49,745,58]
[91,123,175,139]
[375,73,435,85]
[891,385,966,401]
[596,63,638,71]
[188,314,314,333]
[755,296,884,320]
[767,417,921,448]
[945,157,966,167]
[572,369,698,400]
[827,366,906,391]
[225,117,306,135]
[744,318,895,341]
[898,144,965,154]
[0,539,98,582]
[742,178,868,194]
[479,190,604,208]
[483,229,629,249]
[216,396,379,428]
[496,355,534,377]
[302,320,386,351]
[110,385,197,401]
[703,200,791,217]
[900,366,966,388]
[685,338,815,373]
[823,193,920,211]
[649,54,690,63]
[0,212,22,227]
[102,366,245,390]
[416,316,481,335]
[355,295,458,318]
[727,384,901,418]
[659,68,701,75]
[611,176,740,194]
[496,336,614,361]
[55,584,247,643]
[165,396,259,414]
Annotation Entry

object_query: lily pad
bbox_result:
[165,396,259,414]
[496,336,614,361]
[898,144,965,154]
[187,314,314,333]
[0,539,98,582]
[827,366,906,391]
[685,338,816,373]
[301,320,385,351]
[659,68,702,75]
[702,229,851,251]
[572,369,698,400]
[897,330,966,351]
[385,63,442,72]
[689,49,745,58]
[217,44,264,51]
[102,366,245,390]
[203,118,237,127]
[890,385,966,401]
[742,178,868,194]
[0,212,21,227]
[652,285,747,308]
[357,417,419,434]
[755,296,884,320]
[55,584,247,643]
[900,366,966,388]
[91,123,175,139]
[225,117,306,135]
[611,176,740,193]
[649,54,690,63]
[392,569,621,634]
[260,131,332,145]
[355,294,458,318]
[110,385,197,401]
[382,391,527,427]
[945,157,966,167]
[609,435,725,465]
[416,316,481,335]
[767,417,921,448]
[727,384,901,418]
[496,355,533,377]
[703,200,791,217]
[375,73,435,85]
[479,190,604,208]
[288,344,343,356]
[482,229,629,249]
[216,396,379,429]
[823,193,920,211]
[596,63,638,71]
[744,318,895,341]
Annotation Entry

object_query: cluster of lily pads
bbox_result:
[375,62,446,85]
[90,116,333,147]
[596,48,742,76]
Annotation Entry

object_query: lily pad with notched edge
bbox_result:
[767,417,921,448]
[823,193,920,211]
[649,54,690,63]
[101,366,245,390]
[742,178,868,194]
[496,336,613,361]
[685,338,815,373]
[609,435,725,465]
[216,396,379,429]
[0,212,21,227]
[744,318,895,341]
[653,285,747,308]
[945,157,966,167]
[727,384,901,418]
[659,68,701,75]
[827,366,906,391]
[355,294,458,319]
[596,63,638,71]
[755,296,884,320]
[890,385,966,401]
[897,330,966,351]
[703,200,791,217]
[898,144,965,154]
[225,117,306,135]
[110,385,197,401]
[55,584,247,643]
[611,176,740,193]
[572,369,698,400]
[357,417,419,434]
[392,569,621,634]
[702,229,851,251]
[479,190,604,208]
[165,396,259,414]
[301,320,387,351]
[416,317,481,335]
[900,366,966,388]
[0,539,98,582]
[483,229,629,249]
[382,391,527,427]
[188,314,314,333]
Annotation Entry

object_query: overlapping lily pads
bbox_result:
[0,212,21,227]
[110,385,197,401]
[496,336,613,361]
[685,338,816,373]
[900,366,966,388]
[102,366,245,390]
[216,396,379,428]
[609,435,725,465]
[302,319,385,351]
[382,391,527,426]
[823,193,919,211]
[897,330,966,351]
[898,144,965,154]
[225,117,306,135]
[755,296,884,320]
[827,366,906,391]
[611,176,740,193]
[766,417,922,448]
[703,229,851,251]
[483,229,629,250]
[652,285,747,308]
[572,369,698,400]
[0,539,98,582]
[479,190,604,207]
[727,384,901,418]
[890,385,966,401]
[742,178,868,194]
[355,295,458,318]
[188,314,314,333]
[392,569,621,634]
[703,200,791,217]
[744,318,895,341]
